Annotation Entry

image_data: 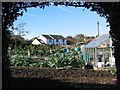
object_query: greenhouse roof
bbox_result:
[85,34,110,48]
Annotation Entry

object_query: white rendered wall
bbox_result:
[38,35,47,44]
[32,39,41,45]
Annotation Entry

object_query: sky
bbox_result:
[13,5,110,40]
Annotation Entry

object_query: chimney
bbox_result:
[97,21,100,36]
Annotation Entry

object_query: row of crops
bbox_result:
[8,45,85,69]
[8,45,58,56]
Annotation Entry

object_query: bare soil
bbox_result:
[5,67,119,89]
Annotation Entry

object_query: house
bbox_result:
[32,38,45,45]
[38,34,67,45]
[38,34,53,45]
[49,35,66,45]
[82,34,115,68]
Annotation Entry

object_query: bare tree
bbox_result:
[13,22,29,37]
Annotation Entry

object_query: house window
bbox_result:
[56,39,58,42]
[63,39,64,42]
[49,39,52,42]
[62,39,65,45]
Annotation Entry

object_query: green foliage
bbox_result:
[9,47,85,69]
[9,47,28,55]
[48,52,85,69]
[10,55,48,67]
[10,55,33,66]
[9,44,52,56]
[75,34,85,43]
[9,34,26,48]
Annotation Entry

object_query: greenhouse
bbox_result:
[84,34,115,68]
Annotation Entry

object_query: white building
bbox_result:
[49,35,67,45]
[38,34,53,45]
[32,38,45,45]
[37,34,67,45]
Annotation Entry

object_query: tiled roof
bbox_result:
[50,35,65,39]
[42,34,53,39]
[85,34,110,48]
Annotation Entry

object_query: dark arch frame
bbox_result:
[2,2,120,88]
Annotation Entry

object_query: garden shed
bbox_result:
[84,34,115,68]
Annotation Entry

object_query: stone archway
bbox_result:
[2,2,120,88]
